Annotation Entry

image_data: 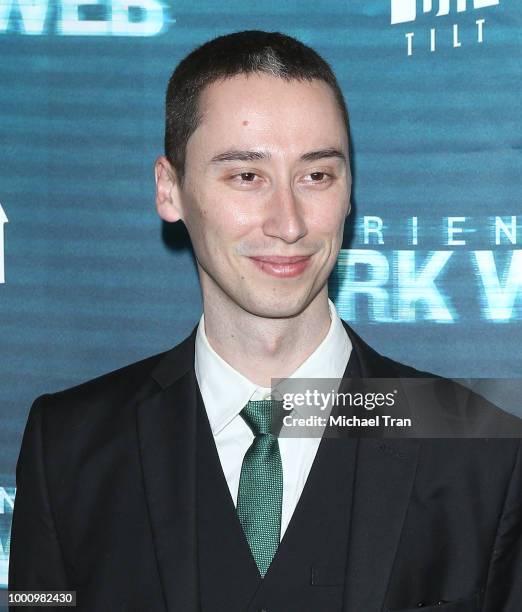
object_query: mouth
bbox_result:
[248,255,312,278]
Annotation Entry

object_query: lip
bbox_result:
[248,255,312,278]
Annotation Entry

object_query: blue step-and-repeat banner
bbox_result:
[1,0,521,592]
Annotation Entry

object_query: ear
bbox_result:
[154,156,183,223]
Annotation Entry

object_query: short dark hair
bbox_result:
[164,30,350,185]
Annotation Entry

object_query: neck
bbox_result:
[201,287,332,387]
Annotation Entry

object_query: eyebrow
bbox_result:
[209,147,346,164]
[299,148,347,163]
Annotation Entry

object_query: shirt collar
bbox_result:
[194,298,352,435]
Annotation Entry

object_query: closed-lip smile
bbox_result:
[250,255,311,264]
[248,255,312,277]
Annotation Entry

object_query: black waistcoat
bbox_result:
[196,351,361,612]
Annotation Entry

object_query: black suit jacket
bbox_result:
[9,321,522,611]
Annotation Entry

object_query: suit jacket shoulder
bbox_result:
[31,325,198,428]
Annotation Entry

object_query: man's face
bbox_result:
[162,73,351,318]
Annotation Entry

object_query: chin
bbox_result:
[240,293,312,320]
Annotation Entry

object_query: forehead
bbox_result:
[190,73,348,157]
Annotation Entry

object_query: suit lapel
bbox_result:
[340,321,421,609]
[135,327,200,612]
[343,437,419,609]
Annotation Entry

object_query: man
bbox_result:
[9,31,522,611]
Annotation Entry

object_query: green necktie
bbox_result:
[237,399,284,577]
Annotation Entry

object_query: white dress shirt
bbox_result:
[194,298,352,539]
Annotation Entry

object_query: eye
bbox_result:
[310,172,326,181]
[230,172,257,183]
[238,172,257,182]
[226,170,264,189]
[303,171,334,184]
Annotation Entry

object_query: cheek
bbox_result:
[312,207,346,238]
[185,192,255,251]
[307,185,348,227]
[196,185,258,231]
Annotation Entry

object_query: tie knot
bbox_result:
[241,399,285,436]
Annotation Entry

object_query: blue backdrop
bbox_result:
[1,0,520,592]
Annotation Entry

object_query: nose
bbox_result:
[261,184,308,244]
